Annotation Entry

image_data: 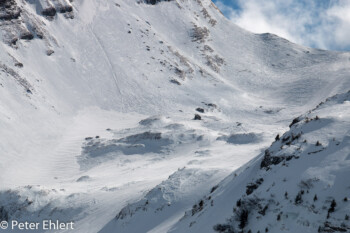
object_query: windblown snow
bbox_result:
[0,0,349,232]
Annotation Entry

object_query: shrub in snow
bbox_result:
[294,191,303,205]
[238,208,248,229]
[328,199,336,213]
[277,213,281,221]
[213,224,234,233]
[236,199,241,207]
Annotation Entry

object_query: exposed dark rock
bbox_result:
[210,185,218,193]
[196,108,205,113]
[1,0,74,45]
[191,25,209,43]
[205,103,217,108]
[46,50,54,56]
[319,222,348,232]
[10,37,18,45]
[58,4,73,13]
[0,63,33,93]
[42,7,56,17]
[194,114,201,120]
[260,151,298,169]
[282,135,290,143]
[144,0,172,5]
[260,150,284,169]
[206,54,224,72]
[20,31,34,40]
[15,62,23,68]
[0,0,21,20]
[246,178,264,195]
[289,117,300,128]
[174,67,185,79]
[191,199,204,216]
[170,79,181,85]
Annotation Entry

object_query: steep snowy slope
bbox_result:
[164,91,350,233]
[0,0,349,232]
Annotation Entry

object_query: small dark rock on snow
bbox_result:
[194,114,201,120]
[196,108,205,113]
[46,50,54,56]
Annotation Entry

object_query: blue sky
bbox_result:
[213,0,350,51]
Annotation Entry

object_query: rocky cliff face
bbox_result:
[0,0,73,46]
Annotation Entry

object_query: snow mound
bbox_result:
[217,133,262,145]
[78,118,209,170]
[0,186,88,224]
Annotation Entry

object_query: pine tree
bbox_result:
[295,192,303,204]
[329,199,336,213]
[239,209,248,229]
[277,213,281,221]
[236,199,241,207]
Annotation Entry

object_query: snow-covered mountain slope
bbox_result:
[162,91,350,233]
[0,0,349,232]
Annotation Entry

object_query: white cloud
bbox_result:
[215,0,350,51]
[326,2,350,50]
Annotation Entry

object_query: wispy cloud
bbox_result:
[214,0,350,51]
